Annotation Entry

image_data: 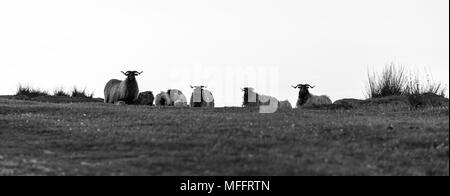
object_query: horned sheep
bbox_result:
[104,71,142,104]
[292,84,332,108]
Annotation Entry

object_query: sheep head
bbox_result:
[190,85,207,89]
[121,71,143,81]
[293,84,315,100]
[292,84,315,91]
[242,87,258,106]
[241,87,255,93]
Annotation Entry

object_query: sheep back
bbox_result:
[137,91,155,106]
[155,91,171,106]
[104,79,122,104]
[303,95,332,107]
[190,88,214,107]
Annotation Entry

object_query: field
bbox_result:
[0,97,448,176]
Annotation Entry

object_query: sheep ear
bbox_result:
[121,71,127,75]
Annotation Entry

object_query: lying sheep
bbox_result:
[292,84,332,108]
[104,71,142,104]
[167,89,188,107]
[242,87,260,107]
[190,85,215,107]
[242,87,283,113]
[155,91,171,106]
[137,91,155,106]
[242,87,280,107]
[278,100,293,110]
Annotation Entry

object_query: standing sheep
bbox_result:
[104,71,143,104]
[190,85,215,107]
[292,84,332,108]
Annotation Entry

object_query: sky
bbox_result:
[0,0,448,107]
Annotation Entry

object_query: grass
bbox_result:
[366,63,448,109]
[71,87,94,98]
[0,97,448,176]
[15,85,49,98]
[15,85,94,99]
[9,85,100,104]
[53,88,70,97]
[367,63,407,98]
[367,63,448,98]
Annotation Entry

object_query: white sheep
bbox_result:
[242,87,260,107]
[155,91,171,106]
[292,84,332,108]
[190,85,215,107]
[242,87,281,107]
[242,87,282,113]
[167,89,188,107]
[104,71,142,104]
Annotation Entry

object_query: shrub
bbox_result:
[366,63,448,109]
[367,63,407,98]
[16,85,49,98]
[53,88,70,97]
[367,63,447,98]
[71,87,94,98]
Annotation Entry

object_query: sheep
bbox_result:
[104,71,142,104]
[167,89,188,107]
[190,85,215,107]
[242,87,260,107]
[137,91,155,106]
[155,91,171,106]
[292,84,332,108]
[278,100,293,110]
[242,87,282,113]
[242,87,280,107]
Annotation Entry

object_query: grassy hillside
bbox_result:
[0,98,448,176]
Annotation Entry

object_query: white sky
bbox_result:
[0,0,448,106]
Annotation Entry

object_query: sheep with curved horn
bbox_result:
[292,84,332,108]
[104,70,143,105]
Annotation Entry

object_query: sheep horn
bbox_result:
[306,84,315,88]
[138,71,143,75]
